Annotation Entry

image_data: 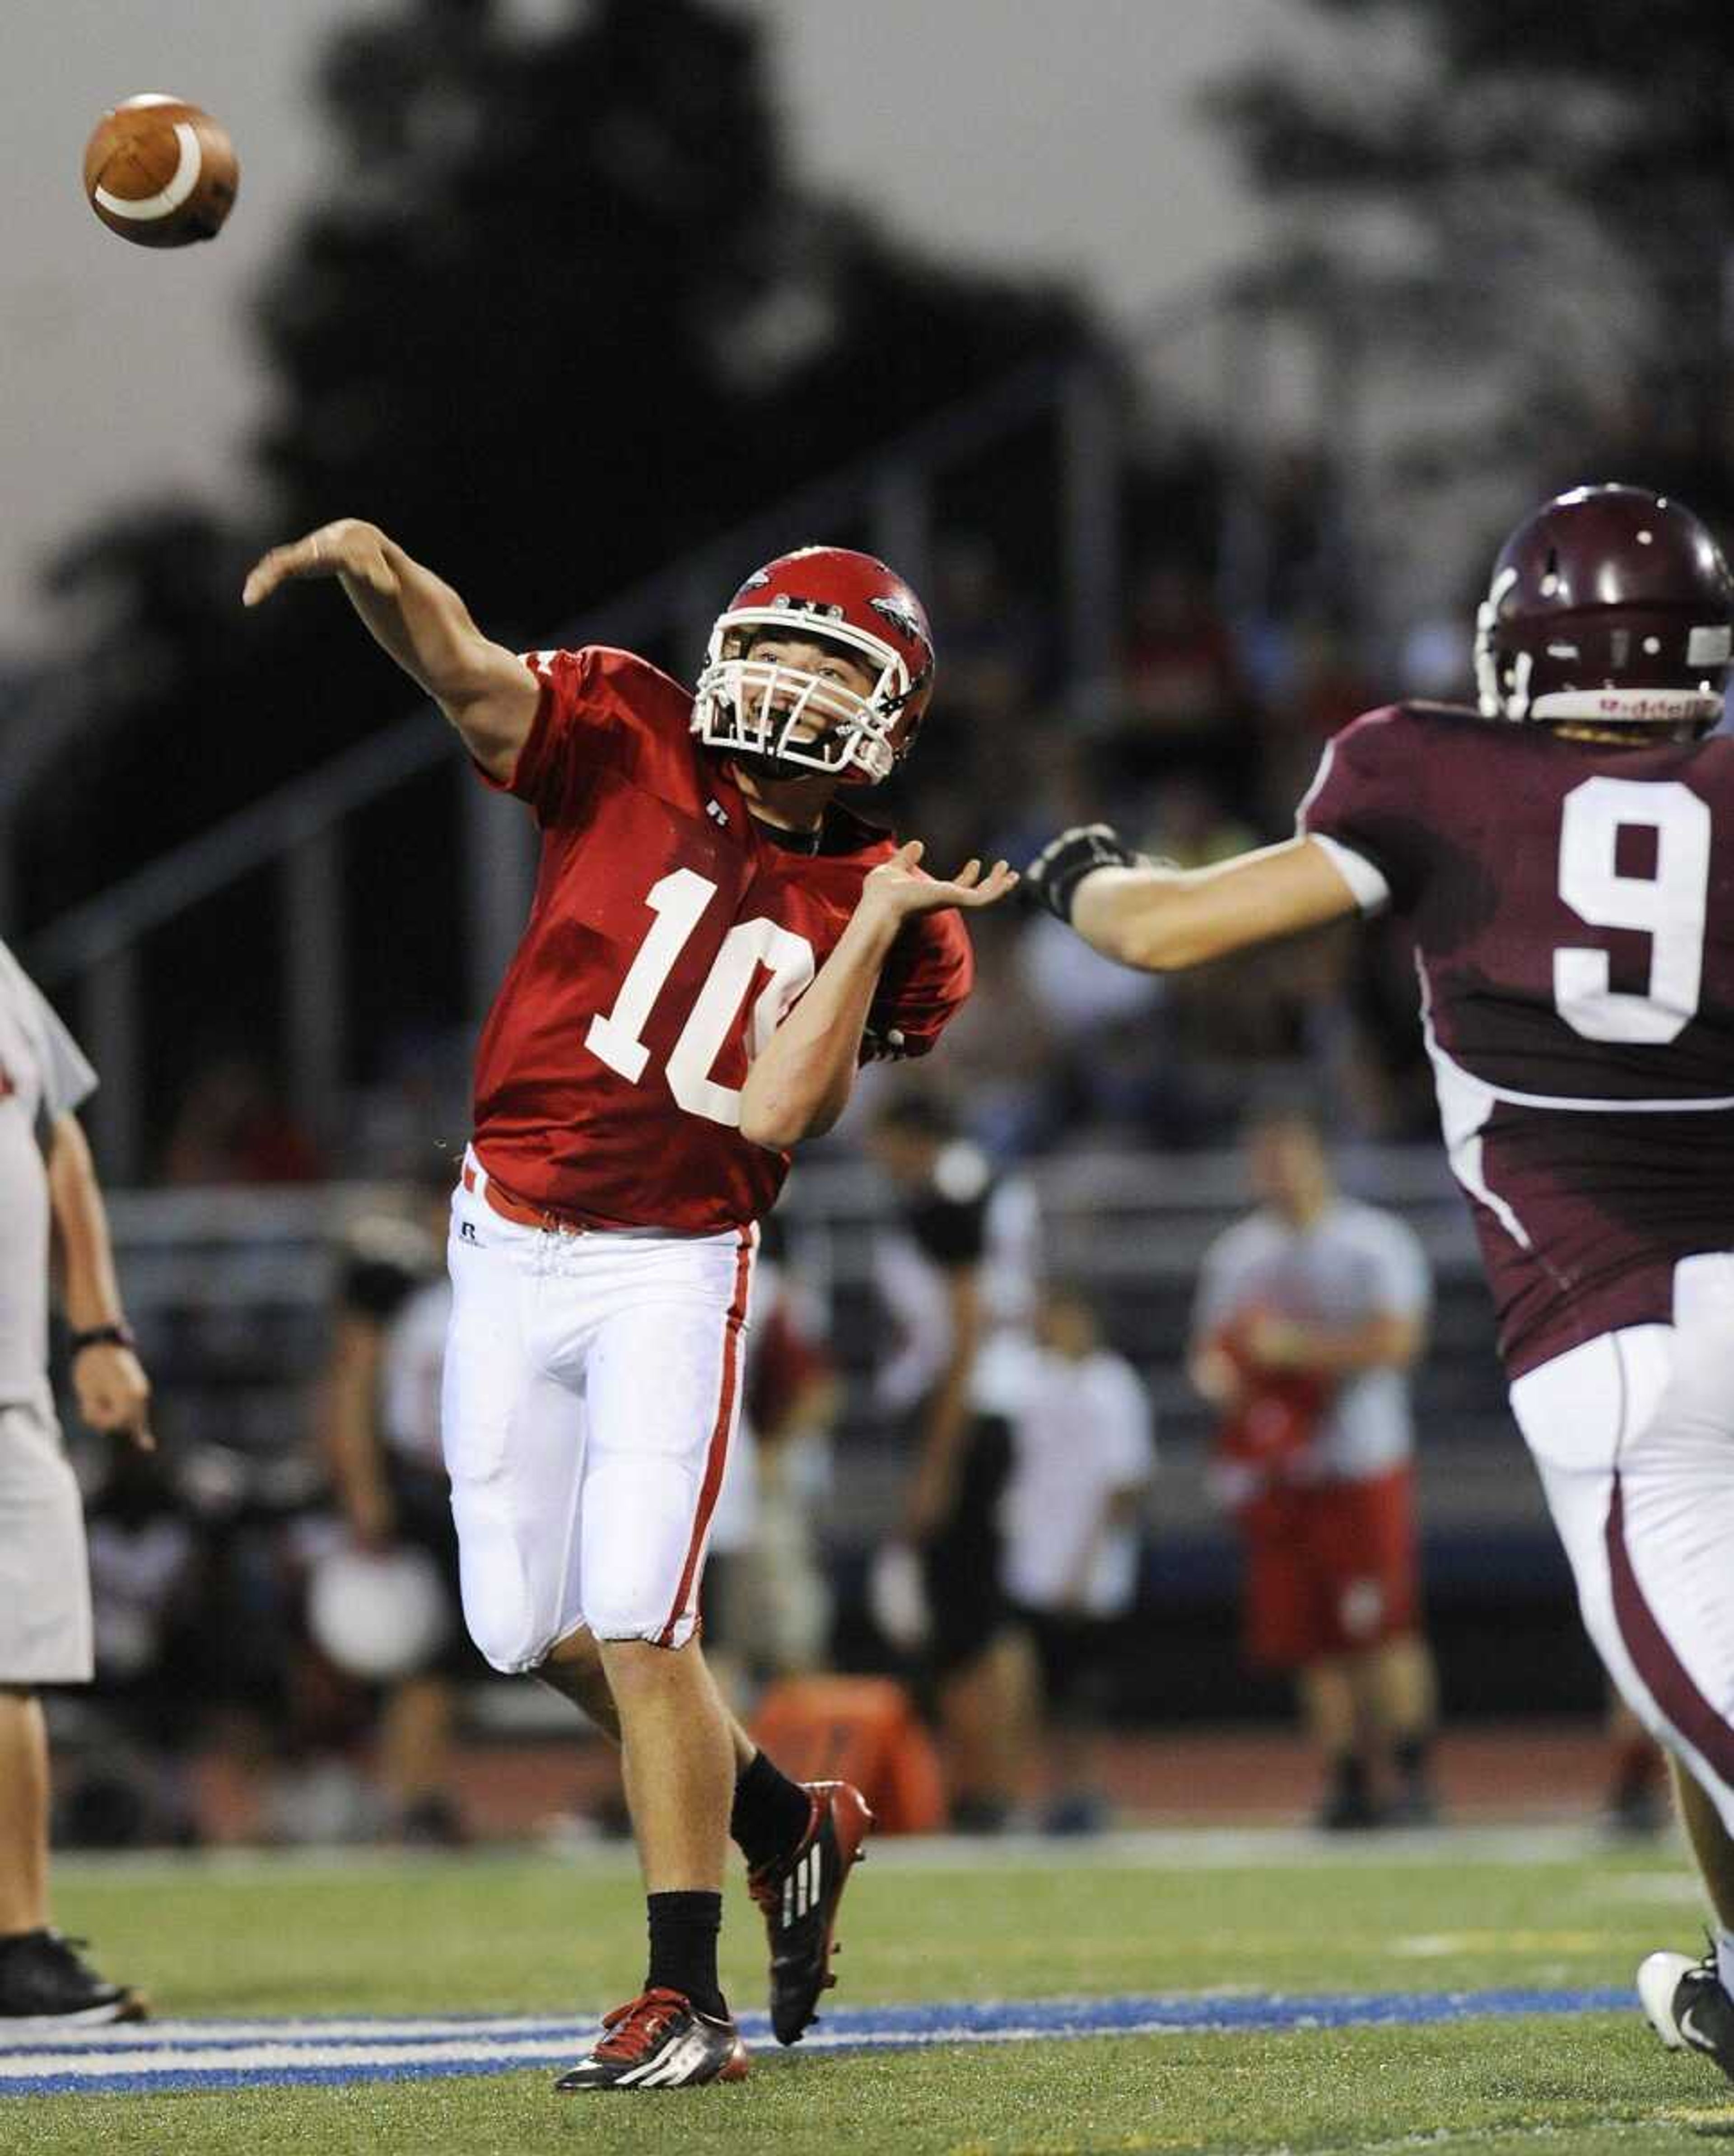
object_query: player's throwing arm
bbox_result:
[242,520,538,778]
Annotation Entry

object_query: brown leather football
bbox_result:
[83,94,238,249]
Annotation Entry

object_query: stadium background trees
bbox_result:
[1207,0,1734,645]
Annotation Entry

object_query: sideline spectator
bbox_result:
[1003,1284,1156,1834]
[1189,1101,1440,1830]
[867,1095,1041,1832]
[315,1159,473,1844]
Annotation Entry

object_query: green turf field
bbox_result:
[8,1830,1732,2154]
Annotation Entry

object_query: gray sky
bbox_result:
[0,0,1289,658]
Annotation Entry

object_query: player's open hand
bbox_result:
[242,519,399,608]
[74,1342,154,1453]
[859,841,1018,924]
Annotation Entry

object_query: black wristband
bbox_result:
[69,1322,135,1360]
[1024,823,1139,923]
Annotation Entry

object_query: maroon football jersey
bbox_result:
[1301,702,1734,1376]
[470,646,973,1232]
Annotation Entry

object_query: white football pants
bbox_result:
[441,1155,755,1669]
[1509,1253,1734,1834]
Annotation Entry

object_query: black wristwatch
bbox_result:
[69,1322,136,1361]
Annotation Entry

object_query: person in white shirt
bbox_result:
[1003,1284,1156,1833]
[1189,1102,1439,1830]
[0,937,152,2024]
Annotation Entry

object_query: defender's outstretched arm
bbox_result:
[242,520,538,779]
[1025,825,1361,971]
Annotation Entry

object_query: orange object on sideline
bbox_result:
[750,1676,946,1835]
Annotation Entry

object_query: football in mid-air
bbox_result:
[83,94,238,248]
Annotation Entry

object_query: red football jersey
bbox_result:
[1301,701,1734,1376]
[469,646,973,1233]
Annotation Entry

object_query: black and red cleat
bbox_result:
[555,1988,749,2091]
[747,1780,873,2045]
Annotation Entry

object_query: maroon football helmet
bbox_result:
[1474,484,1734,731]
[691,546,935,784]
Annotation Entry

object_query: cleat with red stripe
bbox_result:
[747,1779,873,2045]
[555,1988,749,2091]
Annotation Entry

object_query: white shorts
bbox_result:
[1509,1252,1734,1833]
[442,1156,755,1670]
[0,1397,94,1685]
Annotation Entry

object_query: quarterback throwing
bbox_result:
[244,525,1013,2090]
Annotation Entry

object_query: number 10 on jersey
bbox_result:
[585,869,817,1127]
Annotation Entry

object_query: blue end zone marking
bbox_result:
[0,1988,1638,2098]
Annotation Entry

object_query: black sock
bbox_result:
[1393,1734,1432,1787]
[1330,1752,1370,1802]
[730,1750,813,1872]
[645,1891,725,2019]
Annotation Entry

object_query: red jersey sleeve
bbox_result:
[1296,703,1432,917]
[862,908,974,1062]
[479,646,676,827]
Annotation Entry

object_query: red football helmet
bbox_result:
[691,545,936,784]
[1474,483,1734,731]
